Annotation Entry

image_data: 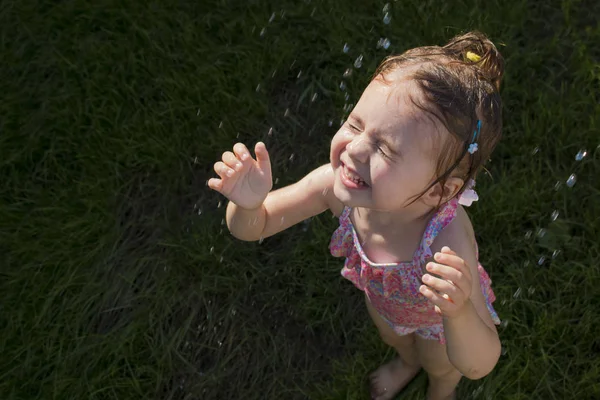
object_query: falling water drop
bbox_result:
[297,70,302,79]
[537,256,546,265]
[552,249,561,259]
[551,210,559,221]
[344,93,350,101]
[383,12,391,24]
[501,346,508,356]
[528,286,536,295]
[342,43,350,53]
[354,54,363,68]
[343,68,353,78]
[219,256,223,263]
[289,153,295,161]
[268,127,273,136]
[259,27,266,37]
[554,181,562,191]
[524,230,532,239]
[259,237,264,244]
[339,81,347,90]
[256,83,261,92]
[218,121,223,129]
[311,93,318,102]
[269,12,276,23]
[217,201,222,208]
[500,320,509,328]
[328,119,333,127]
[531,146,540,155]
[210,246,214,254]
[513,287,522,298]
[575,149,587,161]
[383,3,391,13]
[378,37,391,49]
[537,228,546,238]
[284,108,290,117]
[566,173,577,188]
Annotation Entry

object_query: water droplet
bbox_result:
[284,108,290,117]
[297,70,302,79]
[500,320,509,328]
[528,286,536,295]
[513,287,522,298]
[259,237,264,244]
[310,7,316,17]
[231,308,237,316]
[268,127,273,136]
[280,9,286,18]
[328,119,333,127]
[537,228,546,238]
[340,118,346,126]
[256,83,261,92]
[269,12,276,23]
[210,246,214,254]
[531,146,540,155]
[383,12,391,24]
[575,149,587,161]
[377,37,391,49]
[344,93,350,101]
[217,340,223,347]
[196,108,201,116]
[221,218,225,225]
[523,260,530,267]
[342,43,350,53]
[383,3,391,13]
[339,81,347,90]
[259,27,266,37]
[289,153,295,161]
[275,177,279,184]
[472,385,484,397]
[524,230,532,239]
[501,346,508,356]
[217,201,222,208]
[552,249,561,259]
[554,181,562,191]
[551,210,559,221]
[343,68,353,78]
[354,54,363,68]
[218,121,223,129]
[566,173,577,187]
[311,93,318,102]
[537,256,545,265]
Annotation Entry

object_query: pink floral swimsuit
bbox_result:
[329,198,500,344]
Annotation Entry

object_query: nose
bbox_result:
[346,136,370,164]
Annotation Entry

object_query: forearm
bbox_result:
[443,301,501,379]
[225,201,266,241]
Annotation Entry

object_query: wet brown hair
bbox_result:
[374,31,504,204]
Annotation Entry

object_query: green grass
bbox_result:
[1,0,599,399]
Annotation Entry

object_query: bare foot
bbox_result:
[369,358,421,400]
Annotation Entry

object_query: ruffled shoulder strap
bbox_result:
[414,199,459,264]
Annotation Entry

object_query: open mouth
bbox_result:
[340,162,369,189]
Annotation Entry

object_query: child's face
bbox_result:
[330,75,440,212]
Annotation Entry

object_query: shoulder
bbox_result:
[430,205,477,266]
[300,163,344,217]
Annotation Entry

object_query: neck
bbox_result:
[356,203,435,232]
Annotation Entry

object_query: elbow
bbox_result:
[462,342,501,380]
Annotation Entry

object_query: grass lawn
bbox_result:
[2,0,600,399]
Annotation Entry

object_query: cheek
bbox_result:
[329,130,352,167]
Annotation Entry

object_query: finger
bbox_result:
[422,274,461,300]
[233,143,252,163]
[207,178,223,191]
[213,161,235,179]
[433,252,470,274]
[222,151,243,171]
[426,262,470,287]
[420,285,457,312]
[441,246,457,256]
[255,142,271,175]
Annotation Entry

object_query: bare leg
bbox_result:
[415,334,462,400]
[366,296,422,400]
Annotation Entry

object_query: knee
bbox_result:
[422,362,460,380]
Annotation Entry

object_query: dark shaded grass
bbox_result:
[1,0,599,399]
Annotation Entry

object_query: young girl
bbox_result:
[208,31,504,400]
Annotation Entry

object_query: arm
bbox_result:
[423,218,501,379]
[226,163,339,241]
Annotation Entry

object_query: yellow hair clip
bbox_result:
[466,51,481,62]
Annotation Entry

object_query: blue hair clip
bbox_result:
[468,120,481,154]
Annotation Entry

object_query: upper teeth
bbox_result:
[345,166,364,184]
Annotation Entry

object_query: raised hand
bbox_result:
[207,142,273,210]
[419,246,473,318]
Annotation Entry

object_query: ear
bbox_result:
[421,177,465,207]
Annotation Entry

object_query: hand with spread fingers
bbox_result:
[419,246,473,318]
[207,142,273,210]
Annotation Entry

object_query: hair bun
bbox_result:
[443,31,504,91]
